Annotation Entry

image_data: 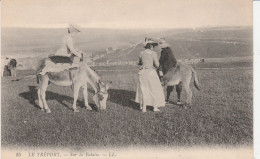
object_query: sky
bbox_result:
[1,0,253,29]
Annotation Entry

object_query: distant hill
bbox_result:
[1,26,252,64]
[94,26,253,63]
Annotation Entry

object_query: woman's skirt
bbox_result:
[3,65,11,76]
[135,69,165,107]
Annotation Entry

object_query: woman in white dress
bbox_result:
[135,39,165,112]
[39,24,83,75]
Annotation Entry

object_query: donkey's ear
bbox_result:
[106,81,112,90]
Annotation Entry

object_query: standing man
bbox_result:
[2,57,11,76]
[8,59,17,77]
[158,39,182,104]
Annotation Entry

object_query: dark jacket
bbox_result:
[158,47,177,74]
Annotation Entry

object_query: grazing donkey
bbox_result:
[161,62,200,107]
[36,58,111,113]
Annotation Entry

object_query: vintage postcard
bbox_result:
[1,0,254,158]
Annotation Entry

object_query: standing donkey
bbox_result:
[157,38,200,107]
[161,63,200,107]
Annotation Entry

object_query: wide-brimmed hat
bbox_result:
[143,37,158,46]
[158,38,170,48]
[68,24,81,33]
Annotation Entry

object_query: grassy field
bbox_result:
[1,65,253,148]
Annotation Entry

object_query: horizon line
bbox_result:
[1,25,253,30]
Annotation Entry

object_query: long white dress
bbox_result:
[135,49,165,108]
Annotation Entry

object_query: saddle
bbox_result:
[48,55,73,64]
[36,56,76,75]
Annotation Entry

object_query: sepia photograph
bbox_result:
[1,0,254,158]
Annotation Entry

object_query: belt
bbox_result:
[139,66,155,70]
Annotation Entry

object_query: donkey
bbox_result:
[36,59,111,113]
[161,62,200,107]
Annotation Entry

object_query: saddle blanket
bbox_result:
[36,56,77,74]
[48,55,73,64]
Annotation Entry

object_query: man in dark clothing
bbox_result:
[158,40,182,104]
[8,59,17,77]
[159,47,177,73]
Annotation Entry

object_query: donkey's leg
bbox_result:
[37,88,44,111]
[166,86,174,103]
[176,82,183,105]
[82,85,92,110]
[183,82,192,107]
[72,83,81,112]
[41,76,51,113]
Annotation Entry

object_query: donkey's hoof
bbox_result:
[86,106,92,110]
[177,101,182,105]
[153,108,160,112]
[45,109,51,113]
[183,105,191,109]
[142,110,146,113]
[73,109,80,113]
[40,108,44,111]
[86,107,92,111]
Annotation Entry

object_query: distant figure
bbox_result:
[8,58,17,77]
[135,38,165,112]
[158,39,182,104]
[3,57,11,76]
[38,24,83,75]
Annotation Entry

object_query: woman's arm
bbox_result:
[66,36,82,57]
[152,52,160,68]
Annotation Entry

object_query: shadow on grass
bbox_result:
[89,88,156,111]
[19,86,97,111]
[104,89,142,110]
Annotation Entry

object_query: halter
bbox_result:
[94,90,109,101]
[95,90,108,95]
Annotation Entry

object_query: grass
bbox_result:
[1,66,253,148]
[90,60,253,71]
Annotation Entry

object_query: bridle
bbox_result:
[95,90,108,95]
[95,90,109,100]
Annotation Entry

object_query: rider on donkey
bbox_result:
[158,39,182,104]
[38,24,83,75]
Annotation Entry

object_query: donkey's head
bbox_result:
[93,80,112,112]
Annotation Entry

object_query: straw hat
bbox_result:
[158,38,170,48]
[68,24,81,33]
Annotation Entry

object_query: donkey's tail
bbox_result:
[190,67,200,90]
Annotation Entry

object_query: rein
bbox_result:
[95,90,108,95]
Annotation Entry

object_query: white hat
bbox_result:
[68,24,81,33]
[143,37,158,46]
[158,38,170,48]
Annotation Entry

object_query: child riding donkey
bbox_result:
[38,24,83,75]
[36,24,111,113]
